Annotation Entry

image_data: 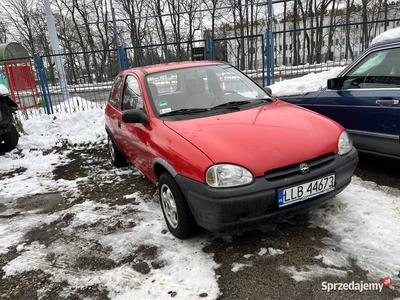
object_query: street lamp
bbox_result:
[44,0,69,101]
[110,0,120,48]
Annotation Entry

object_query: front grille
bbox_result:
[264,153,335,181]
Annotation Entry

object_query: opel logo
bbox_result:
[299,163,310,174]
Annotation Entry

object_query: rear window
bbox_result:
[109,76,123,109]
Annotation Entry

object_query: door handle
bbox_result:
[375,99,399,105]
[118,121,121,128]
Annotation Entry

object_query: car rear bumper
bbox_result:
[175,148,358,231]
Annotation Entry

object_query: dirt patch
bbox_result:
[53,145,157,208]
[0,268,109,300]
[204,215,400,300]
[16,193,63,213]
[0,144,164,299]
[24,218,71,247]
[0,167,27,181]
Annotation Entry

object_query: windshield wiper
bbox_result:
[211,100,251,110]
[159,108,210,116]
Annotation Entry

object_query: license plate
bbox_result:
[278,174,335,207]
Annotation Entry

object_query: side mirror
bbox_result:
[327,77,343,90]
[122,109,150,126]
[263,86,272,95]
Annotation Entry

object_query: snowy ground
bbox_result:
[1,83,400,299]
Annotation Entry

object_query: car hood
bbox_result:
[278,90,324,104]
[164,100,343,176]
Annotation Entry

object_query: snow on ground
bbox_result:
[1,80,399,297]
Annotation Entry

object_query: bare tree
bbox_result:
[0,22,7,43]
[0,0,40,55]
[314,0,334,63]
[118,0,149,66]
[153,0,169,61]
[344,0,355,60]
[181,0,202,60]
[166,0,185,60]
[202,0,219,39]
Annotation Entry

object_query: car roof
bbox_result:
[121,60,226,75]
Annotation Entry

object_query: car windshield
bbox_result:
[145,64,272,117]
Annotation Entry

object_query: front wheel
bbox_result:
[0,124,19,152]
[158,173,198,239]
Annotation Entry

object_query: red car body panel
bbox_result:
[105,105,214,184]
[165,100,343,177]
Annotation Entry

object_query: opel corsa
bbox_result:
[105,61,358,239]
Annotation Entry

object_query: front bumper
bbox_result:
[175,148,358,231]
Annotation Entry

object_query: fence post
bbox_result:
[118,45,128,71]
[265,29,271,86]
[262,35,266,87]
[33,53,53,115]
[206,35,213,60]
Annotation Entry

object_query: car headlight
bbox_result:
[338,131,353,155]
[206,164,253,188]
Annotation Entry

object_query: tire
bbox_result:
[158,172,198,239]
[108,135,127,167]
[0,124,19,152]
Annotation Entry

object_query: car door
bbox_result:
[312,46,400,157]
[119,75,153,176]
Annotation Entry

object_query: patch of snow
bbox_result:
[371,27,400,45]
[269,67,344,97]
[310,177,400,282]
[280,264,348,282]
[258,248,268,256]
[258,247,284,256]
[231,262,252,272]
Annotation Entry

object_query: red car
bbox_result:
[105,61,358,239]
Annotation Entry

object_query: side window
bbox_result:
[342,47,400,89]
[122,75,144,111]
[109,76,123,109]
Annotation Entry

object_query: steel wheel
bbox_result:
[108,136,116,162]
[160,183,178,228]
[158,172,198,239]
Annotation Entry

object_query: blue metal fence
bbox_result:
[272,19,400,81]
[3,18,400,116]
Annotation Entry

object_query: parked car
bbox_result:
[104,61,358,239]
[278,37,400,159]
[0,91,19,152]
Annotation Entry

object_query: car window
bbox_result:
[122,75,144,111]
[216,70,260,98]
[148,73,178,95]
[146,65,270,117]
[109,76,123,109]
[342,47,400,89]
